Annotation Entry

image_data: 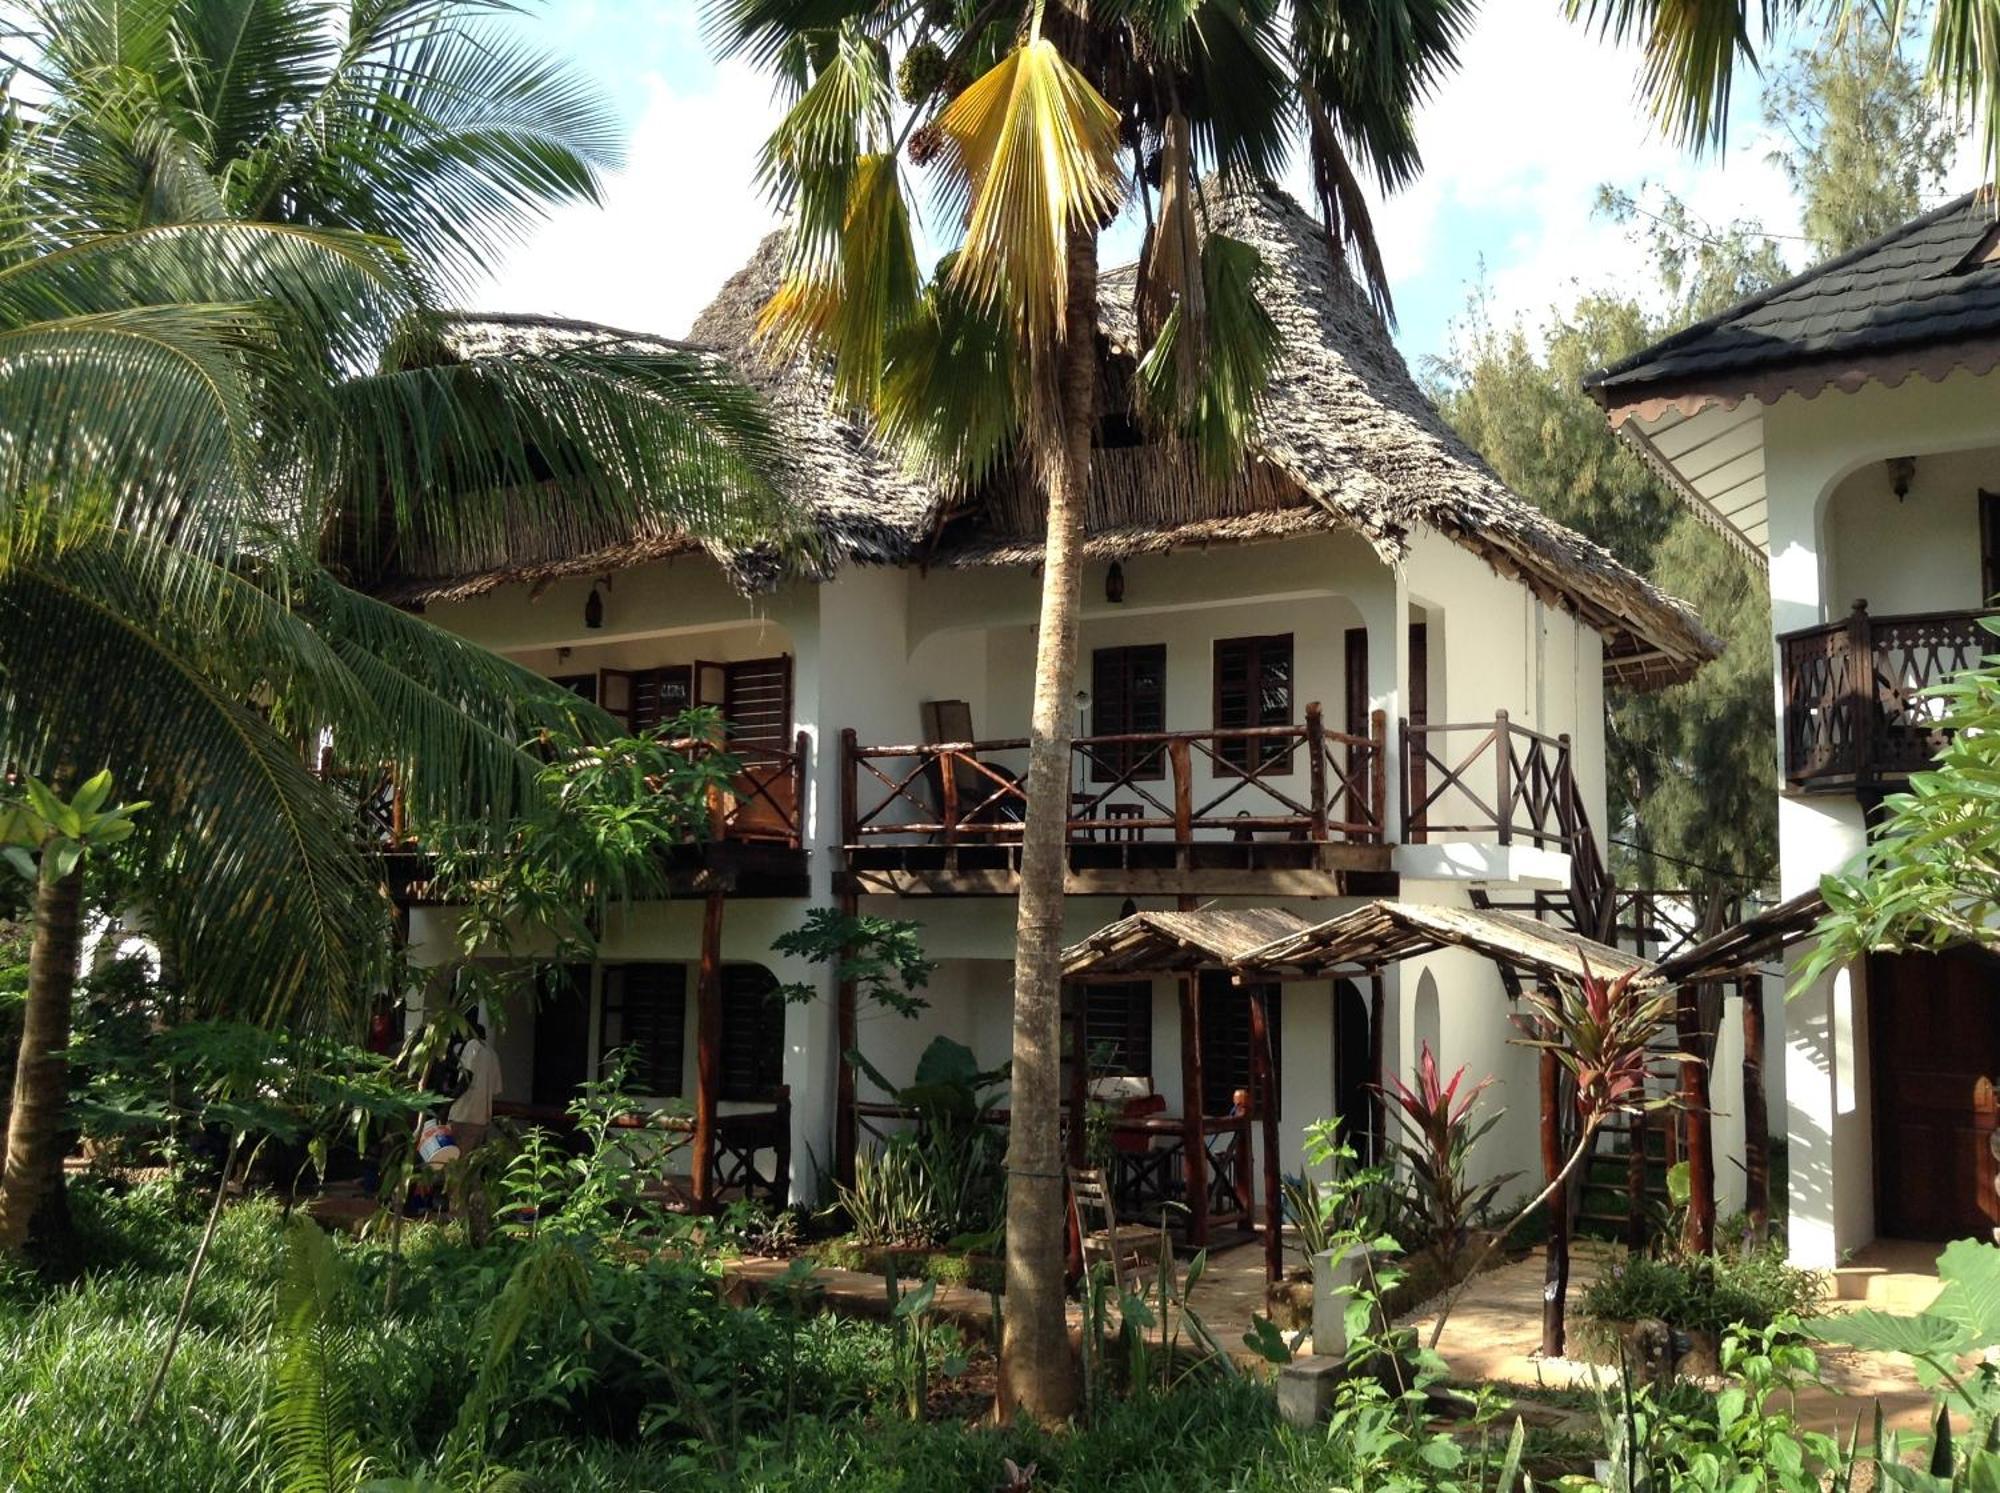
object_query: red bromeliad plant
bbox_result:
[1515,959,1682,1141]
[1420,960,1683,1350]
[1379,1043,1519,1257]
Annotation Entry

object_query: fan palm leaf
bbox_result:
[933,36,1123,360]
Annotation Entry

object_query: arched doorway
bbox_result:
[1334,978,1375,1162]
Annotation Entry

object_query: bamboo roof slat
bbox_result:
[1652,888,1826,984]
[1060,907,1314,979]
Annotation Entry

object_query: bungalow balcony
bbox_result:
[1778,601,1990,793]
[838,705,1602,903]
[333,731,814,900]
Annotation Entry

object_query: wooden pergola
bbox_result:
[1060,901,1652,1291]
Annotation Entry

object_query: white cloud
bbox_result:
[473,58,784,338]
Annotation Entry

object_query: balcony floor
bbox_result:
[837,839,1395,898]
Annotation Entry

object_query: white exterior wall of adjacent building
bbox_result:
[1756,365,2000,1268]
[403,522,1634,1206]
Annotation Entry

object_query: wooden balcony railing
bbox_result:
[1401,711,1584,851]
[690,731,809,849]
[1779,602,1990,790]
[1403,711,1610,930]
[317,729,809,855]
[841,703,1386,851]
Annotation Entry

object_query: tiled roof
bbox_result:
[1587,192,2000,397]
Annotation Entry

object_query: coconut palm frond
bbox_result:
[269,1217,370,1493]
[1563,0,1792,153]
[1927,0,2000,189]
[0,547,383,1028]
[209,0,620,290]
[1133,230,1278,473]
[1136,111,1205,377]
[704,0,886,70]
[877,254,1022,489]
[934,36,1124,356]
[328,333,802,582]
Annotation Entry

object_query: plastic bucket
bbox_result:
[416,1120,460,1167]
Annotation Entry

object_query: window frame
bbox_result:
[1212,633,1296,776]
[1082,980,1153,1079]
[718,963,787,1101]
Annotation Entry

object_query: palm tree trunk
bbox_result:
[0,859,84,1253]
[1000,228,1098,1422]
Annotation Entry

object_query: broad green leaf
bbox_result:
[1813,1308,1966,1359]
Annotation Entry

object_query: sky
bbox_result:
[475,1,1970,372]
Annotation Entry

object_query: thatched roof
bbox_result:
[1245,900,1654,985]
[375,186,1717,687]
[1059,898,1653,987]
[1060,907,1314,979]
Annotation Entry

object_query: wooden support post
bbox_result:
[1539,1041,1569,1359]
[1178,971,1210,1247]
[834,890,859,1189]
[838,728,859,851]
[1169,737,1194,869]
[1624,1114,1648,1250]
[1369,710,1388,845]
[1367,970,1387,1164]
[1678,983,1716,1255]
[691,890,726,1213]
[1249,983,1283,1283]
[1067,985,1089,1171]
[1306,702,1328,841]
[1398,717,1414,844]
[1494,709,1513,846]
[1742,977,1771,1244]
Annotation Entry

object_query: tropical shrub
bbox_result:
[1582,1246,1826,1335]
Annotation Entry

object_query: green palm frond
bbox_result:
[755,20,895,278]
[877,253,1022,488]
[759,152,920,409]
[1563,0,1789,153]
[1925,0,2000,190]
[1134,231,1278,472]
[703,0,886,70]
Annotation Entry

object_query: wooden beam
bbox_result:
[1678,983,1716,1255]
[1742,976,1770,1244]
[1179,971,1210,1248]
[839,862,1390,899]
[1367,970,1386,1164]
[691,891,726,1213]
[834,891,859,1189]
[1539,1041,1569,1359]
[1250,983,1282,1284]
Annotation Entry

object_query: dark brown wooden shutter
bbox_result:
[1214,634,1293,772]
[600,963,686,1096]
[630,666,693,736]
[1090,644,1166,781]
[718,964,786,1100]
[1198,971,1281,1116]
[1084,981,1153,1077]
[723,656,793,759]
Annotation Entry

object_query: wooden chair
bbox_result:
[1069,1165,1157,1294]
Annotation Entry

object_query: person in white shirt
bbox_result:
[448,1018,503,1151]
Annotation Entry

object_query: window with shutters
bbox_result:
[1213,634,1294,773]
[719,964,786,1100]
[1090,644,1167,781]
[1083,981,1152,1078]
[722,656,793,760]
[1197,971,1281,1116]
[549,673,598,705]
[599,963,686,1096]
[630,666,694,736]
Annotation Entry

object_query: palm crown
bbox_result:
[0,0,801,1025]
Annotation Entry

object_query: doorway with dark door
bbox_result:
[1870,945,2000,1240]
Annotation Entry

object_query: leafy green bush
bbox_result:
[1582,1245,1825,1335]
